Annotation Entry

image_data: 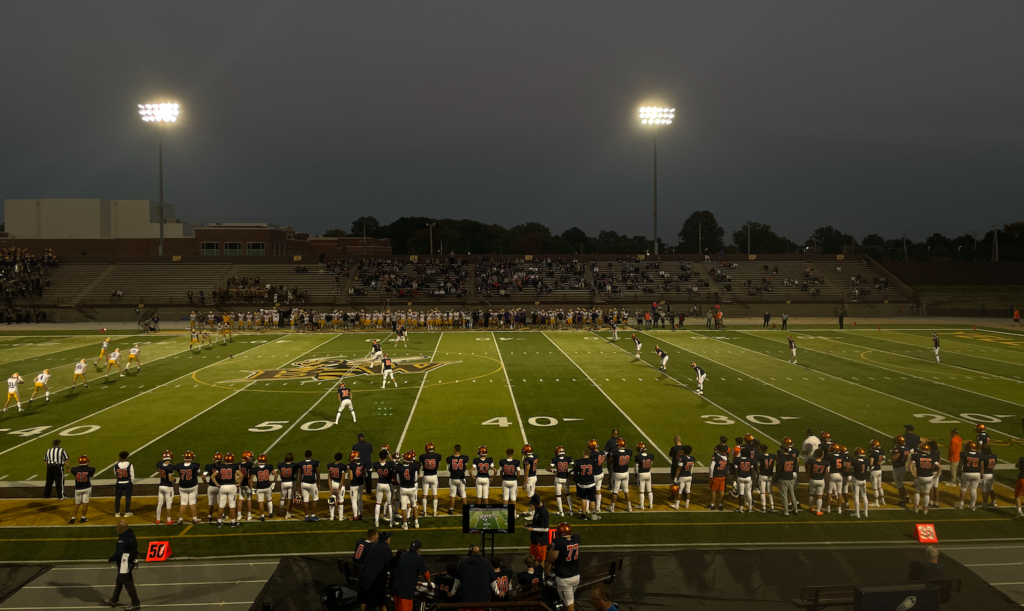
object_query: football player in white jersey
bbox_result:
[4,373,24,413]
[30,369,51,403]
[72,359,89,389]
[127,344,142,372]
[105,348,125,378]
[94,337,111,368]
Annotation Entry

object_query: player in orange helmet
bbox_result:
[522,444,538,518]
[472,446,494,502]
[868,439,886,507]
[251,453,277,522]
[891,434,910,505]
[155,450,176,525]
[850,447,870,518]
[608,438,633,513]
[176,450,201,524]
[419,442,443,517]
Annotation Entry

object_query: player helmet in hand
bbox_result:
[669,484,680,495]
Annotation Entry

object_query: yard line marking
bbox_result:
[396,333,443,450]
[0,338,284,459]
[848,332,1024,383]
[263,335,384,456]
[729,333,1024,448]
[491,333,529,445]
[545,332,670,461]
[655,334,890,438]
[100,334,342,473]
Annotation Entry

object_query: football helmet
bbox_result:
[964,440,977,452]
[425,442,435,453]
[587,439,599,451]
[744,433,755,444]
[820,432,831,443]
[691,361,697,368]
[225,453,235,463]
[839,445,848,454]
[183,450,195,461]
[894,435,906,445]
[242,451,254,462]
[555,445,565,456]
[976,424,986,433]
[854,447,866,457]
[380,444,390,453]
[78,455,89,465]
[162,450,173,461]
[557,522,572,537]
[636,441,646,453]
[616,438,626,448]
[478,446,488,456]
[257,454,268,464]
[404,450,416,463]
[781,437,793,448]
[213,452,224,462]
[869,439,880,449]
[919,442,929,452]
[669,484,680,495]
[350,450,361,462]
[522,444,533,455]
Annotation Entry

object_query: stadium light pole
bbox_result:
[138,102,180,256]
[639,106,674,257]
[426,222,435,256]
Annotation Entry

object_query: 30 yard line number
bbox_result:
[701,415,797,426]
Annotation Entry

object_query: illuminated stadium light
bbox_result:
[638,106,674,125]
[138,103,179,123]
[138,101,181,256]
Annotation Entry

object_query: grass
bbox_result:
[0,324,1022,561]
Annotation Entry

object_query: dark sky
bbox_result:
[1,2,1021,245]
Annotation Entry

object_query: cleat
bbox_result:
[815,511,823,516]
[260,516,266,522]
[402,523,409,531]
[231,521,239,527]
[167,519,174,525]
[124,512,133,517]
[79,518,88,523]
[114,513,121,518]
[69,518,76,524]
[156,520,162,525]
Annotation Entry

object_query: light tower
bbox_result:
[638,106,674,256]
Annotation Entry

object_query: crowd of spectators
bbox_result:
[476,257,589,298]
[594,258,698,294]
[352,257,467,298]
[0,247,56,303]
[214,276,309,304]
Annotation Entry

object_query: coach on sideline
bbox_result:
[353,433,373,494]
[44,439,69,500]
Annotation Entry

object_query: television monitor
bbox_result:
[462,503,515,534]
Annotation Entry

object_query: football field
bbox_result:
[0,324,1022,561]
[469,507,511,532]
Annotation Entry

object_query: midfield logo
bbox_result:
[237,356,457,381]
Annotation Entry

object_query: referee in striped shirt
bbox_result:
[44,439,69,500]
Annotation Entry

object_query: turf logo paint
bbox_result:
[236,356,458,381]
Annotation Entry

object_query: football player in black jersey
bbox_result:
[545,522,582,611]
[550,446,574,516]
[607,438,633,513]
[155,451,176,525]
[445,445,468,515]
[634,442,654,510]
[175,450,201,525]
[850,447,870,519]
[372,449,395,527]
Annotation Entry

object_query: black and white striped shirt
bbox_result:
[45,447,69,466]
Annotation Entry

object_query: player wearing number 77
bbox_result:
[545,522,582,611]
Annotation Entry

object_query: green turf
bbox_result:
[1,325,1023,561]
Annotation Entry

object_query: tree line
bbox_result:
[324,213,1023,261]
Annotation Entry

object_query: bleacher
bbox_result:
[79,263,232,305]
[223,264,343,303]
[697,260,841,301]
[819,259,912,302]
[476,257,590,301]
[593,259,702,297]
[25,264,108,305]
[350,258,467,301]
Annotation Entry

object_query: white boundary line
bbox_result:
[838,331,1024,385]
[51,561,280,570]
[774,333,1024,415]
[261,333,374,456]
[596,331,781,446]
[653,332,891,439]
[0,338,284,459]
[98,334,342,472]
[0,603,251,610]
[544,332,672,461]
[396,332,444,449]
[491,332,529,445]
[25,580,267,589]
